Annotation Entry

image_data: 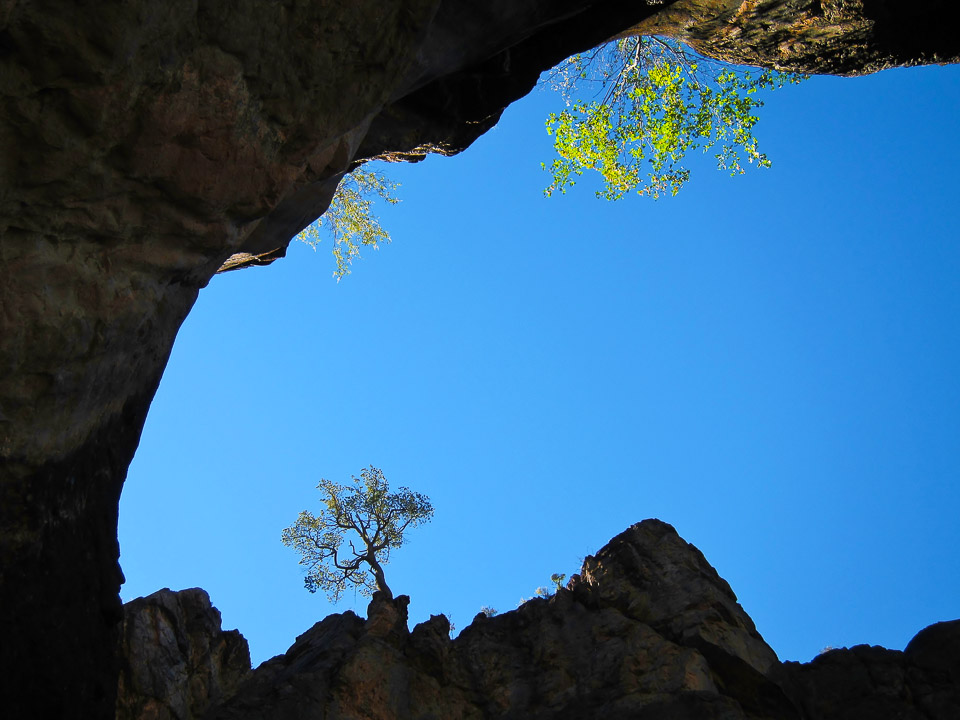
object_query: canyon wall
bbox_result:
[2,1,958,717]
[118,520,960,720]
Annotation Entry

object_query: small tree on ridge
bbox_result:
[281,466,433,602]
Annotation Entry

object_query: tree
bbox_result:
[534,573,567,599]
[281,466,433,602]
[543,36,806,200]
[299,37,804,278]
[294,165,399,281]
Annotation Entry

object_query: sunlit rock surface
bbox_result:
[117,588,250,720]
[628,0,960,75]
[118,521,960,720]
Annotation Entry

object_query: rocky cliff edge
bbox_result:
[117,520,960,720]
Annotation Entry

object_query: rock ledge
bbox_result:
[118,520,960,720]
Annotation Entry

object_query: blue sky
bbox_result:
[119,61,960,668]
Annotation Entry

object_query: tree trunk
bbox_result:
[367,554,394,600]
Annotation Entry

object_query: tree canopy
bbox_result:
[294,167,399,280]
[281,466,434,602]
[299,36,804,275]
[543,36,805,200]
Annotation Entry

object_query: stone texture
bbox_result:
[774,619,960,720]
[2,2,959,717]
[116,588,251,720]
[116,521,958,720]
[627,0,960,76]
[0,4,663,716]
[201,520,788,720]
[573,520,779,676]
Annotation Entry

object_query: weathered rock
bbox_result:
[572,520,795,719]
[0,4,663,715]
[2,2,960,717]
[573,520,779,676]
[116,588,250,720]
[199,520,790,720]
[627,0,960,76]
[774,619,960,720]
[113,521,957,720]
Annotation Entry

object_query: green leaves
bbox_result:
[544,37,806,200]
[281,466,434,603]
[295,166,400,280]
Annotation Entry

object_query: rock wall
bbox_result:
[0,3,662,715]
[627,0,960,75]
[117,588,250,720]
[2,1,959,717]
[118,521,960,720]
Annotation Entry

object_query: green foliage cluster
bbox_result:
[294,166,399,280]
[296,38,804,279]
[534,572,568,599]
[281,466,433,602]
[281,38,809,607]
[543,36,805,200]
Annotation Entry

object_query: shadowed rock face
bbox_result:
[1,1,959,717]
[117,588,251,720]
[0,4,663,715]
[117,520,960,720]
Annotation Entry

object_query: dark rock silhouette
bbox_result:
[117,521,960,719]
[775,618,960,720]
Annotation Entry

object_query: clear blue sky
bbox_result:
[119,61,960,668]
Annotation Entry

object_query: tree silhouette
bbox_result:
[282,466,433,602]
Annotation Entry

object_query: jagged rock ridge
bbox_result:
[118,520,960,720]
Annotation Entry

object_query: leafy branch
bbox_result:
[294,166,400,280]
[543,36,806,200]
